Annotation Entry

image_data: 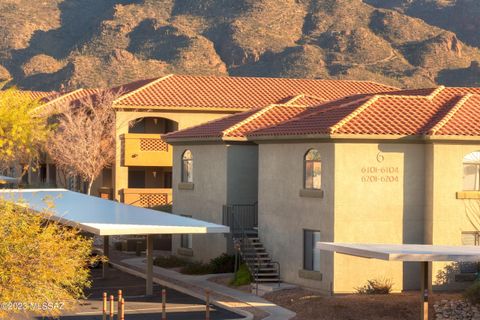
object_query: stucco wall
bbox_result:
[226,144,258,205]
[427,143,480,288]
[115,110,232,200]
[333,142,426,293]
[257,142,335,294]
[171,143,229,261]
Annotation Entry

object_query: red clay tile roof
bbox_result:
[248,86,480,138]
[0,90,58,102]
[113,74,397,110]
[42,88,101,109]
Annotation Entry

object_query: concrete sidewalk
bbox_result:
[110,257,296,320]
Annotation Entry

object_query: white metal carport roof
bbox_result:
[0,189,229,235]
[317,242,480,262]
[0,175,19,184]
[318,242,480,320]
[0,188,230,296]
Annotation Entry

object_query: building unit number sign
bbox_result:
[361,166,400,183]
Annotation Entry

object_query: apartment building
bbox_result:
[110,75,395,209]
[17,75,394,207]
[165,86,480,293]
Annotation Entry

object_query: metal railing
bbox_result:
[222,203,258,237]
[225,202,281,291]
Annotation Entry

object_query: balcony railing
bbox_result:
[123,133,173,167]
[122,188,172,208]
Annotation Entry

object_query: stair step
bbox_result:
[254,273,279,277]
[245,257,271,261]
[252,278,280,282]
[243,252,269,256]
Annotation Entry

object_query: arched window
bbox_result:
[463,151,480,191]
[304,149,321,190]
[182,150,193,183]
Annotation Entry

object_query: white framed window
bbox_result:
[181,150,193,183]
[181,234,192,249]
[304,149,321,190]
[463,151,480,191]
[180,214,193,249]
[304,229,321,271]
[460,232,480,273]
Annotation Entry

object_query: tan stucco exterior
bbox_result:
[114,110,235,203]
[171,143,258,261]
[171,136,480,293]
[256,139,480,293]
[425,143,480,288]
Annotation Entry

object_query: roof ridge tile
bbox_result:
[428,93,473,135]
[283,94,305,105]
[223,104,278,137]
[427,85,445,100]
[113,74,174,105]
[329,95,381,134]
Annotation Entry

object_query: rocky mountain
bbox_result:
[1,0,480,91]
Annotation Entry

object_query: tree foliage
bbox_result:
[0,199,93,319]
[0,86,49,174]
[46,90,119,194]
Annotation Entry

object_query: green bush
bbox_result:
[464,281,480,304]
[356,278,393,294]
[230,264,252,286]
[180,261,214,275]
[210,253,236,273]
[154,255,188,268]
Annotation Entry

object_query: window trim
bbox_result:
[304,149,321,190]
[303,229,321,272]
[463,151,480,191]
[181,149,193,183]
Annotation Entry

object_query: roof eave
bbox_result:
[113,104,248,113]
[248,133,424,142]
[426,135,480,142]
[165,136,249,144]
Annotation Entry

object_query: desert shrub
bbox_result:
[154,255,188,268]
[180,261,214,275]
[356,278,393,294]
[210,253,236,273]
[464,281,480,304]
[0,200,93,319]
[230,264,252,286]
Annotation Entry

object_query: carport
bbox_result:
[318,242,480,320]
[0,189,230,296]
[0,175,19,185]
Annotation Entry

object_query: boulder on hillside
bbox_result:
[403,32,464,69]
[22,54,66,76]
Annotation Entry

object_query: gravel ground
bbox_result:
[264,288,464,320]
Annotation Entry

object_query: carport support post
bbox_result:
[146,234,154,296]
[103,235,109,278]
[420,261,432,320]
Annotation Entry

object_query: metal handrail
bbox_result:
[228,203,280,295]
[271,261,281,287]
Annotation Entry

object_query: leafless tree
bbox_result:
[46,90,120,195]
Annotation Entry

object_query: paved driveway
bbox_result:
[36,268,242,320]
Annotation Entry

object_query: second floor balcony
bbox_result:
[123,133,173,167]
[122,188,172,208]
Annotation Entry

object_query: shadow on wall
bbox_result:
[379,140,425,291]
[436,262,460,286]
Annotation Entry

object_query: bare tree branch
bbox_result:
[46,90,121,195]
